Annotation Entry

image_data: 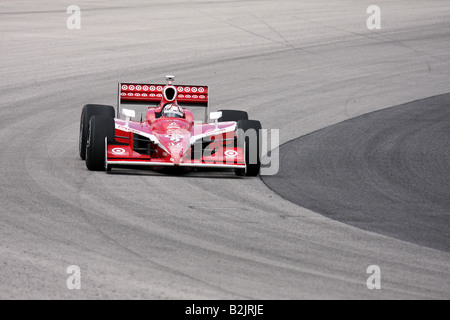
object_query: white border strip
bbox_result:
[107,161,244,169]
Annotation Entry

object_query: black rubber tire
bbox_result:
[235,120,262,177]
[218,110,249,122]
[79,104,115,160]
[85,115,115,171]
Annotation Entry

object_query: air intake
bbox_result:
[164,86,177,102]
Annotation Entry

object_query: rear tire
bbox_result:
[85,115,115,171]
[235,120,262,177]
[79,104,115,160]
[218,110,248,122]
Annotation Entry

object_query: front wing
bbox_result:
[106,144,246,170]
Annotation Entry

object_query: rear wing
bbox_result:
[118,82,209,120]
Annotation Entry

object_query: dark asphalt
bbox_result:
[262,94,450,252]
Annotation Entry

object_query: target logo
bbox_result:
[177,87,184,92]
[136,85,142,91]
[157,86,163,91]
[199,87,205,93]
[224,150,238,158]
[184,87,190,93]
[143,85,149,91]
[191,87,198,93]
[150,86,156,91]
[112,148,126,155]
[129,85,135,90]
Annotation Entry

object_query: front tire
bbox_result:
[85,115,115,171]
[79,104,115,160]
[235,120,262,177]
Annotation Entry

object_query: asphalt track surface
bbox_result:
[262,95,450,253]
[0,0,449,299]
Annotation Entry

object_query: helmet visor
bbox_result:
[163,110,184,118]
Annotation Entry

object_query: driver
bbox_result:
[162,103,184,118]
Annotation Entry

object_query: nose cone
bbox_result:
[152,119,193,165]
[169,144,184,165]
[157,130,191,165]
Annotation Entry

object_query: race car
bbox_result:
[79,76,262,176]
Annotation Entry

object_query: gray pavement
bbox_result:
[0,0,449,299]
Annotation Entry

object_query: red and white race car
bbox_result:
[79,76,262,176]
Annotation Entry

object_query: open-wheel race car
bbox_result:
[79,76,262,176]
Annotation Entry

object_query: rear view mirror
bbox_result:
[209,111,222,121]
[122,108,136,118]
[122,108,136,126]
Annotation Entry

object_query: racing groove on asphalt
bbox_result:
[262,94,450,252]
[2,0,450,299]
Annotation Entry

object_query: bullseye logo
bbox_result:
[112,148,126,155]
[224,150,238,158]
